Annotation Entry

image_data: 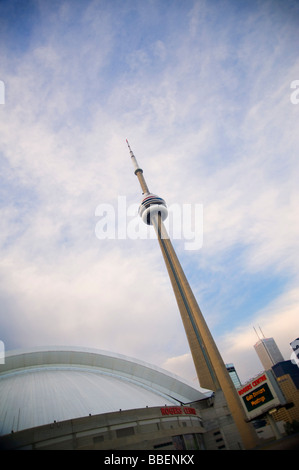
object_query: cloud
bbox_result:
[0,237,189,360]
[162,353,199,389]
[220,285,299,382]
[1,0,299,386]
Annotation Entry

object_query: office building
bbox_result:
[272,360,299,426]
[226,363,242,389]
[254,337,284,370]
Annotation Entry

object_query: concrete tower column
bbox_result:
[126,140,258,449]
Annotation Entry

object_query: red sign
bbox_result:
[160,406,196,416]
[238,374,267,396]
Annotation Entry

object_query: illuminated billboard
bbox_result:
[237,370,286,420]
[242,382,274,413]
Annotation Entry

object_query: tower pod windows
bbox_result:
[139,194,168,225]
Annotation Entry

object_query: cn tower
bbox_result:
[126,140,258,450]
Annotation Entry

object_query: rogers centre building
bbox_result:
[0,347,244,450]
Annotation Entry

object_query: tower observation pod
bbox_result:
[139,194,168,225]
[126,140,258,450]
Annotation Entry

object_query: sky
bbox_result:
[0,0,299,388]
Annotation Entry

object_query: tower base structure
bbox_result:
[196,390,245,450]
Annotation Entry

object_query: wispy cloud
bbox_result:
[1,0,299,384]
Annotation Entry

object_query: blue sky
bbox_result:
[0,0,299,387]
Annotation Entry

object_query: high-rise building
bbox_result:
[272,360,299,426]
[254,337,284,370]
[226,363,242,389]
[127,140,258,450]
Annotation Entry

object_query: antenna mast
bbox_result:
[259,325,266,339]
[253,326,260,341]
[126,139,149,195]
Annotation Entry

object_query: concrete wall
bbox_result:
[0,406,205,450]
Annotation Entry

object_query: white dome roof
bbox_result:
[0,347,205,435]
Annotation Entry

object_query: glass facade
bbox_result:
[226,363,242,388]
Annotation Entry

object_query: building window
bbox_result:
[153,441,173,449]
[116,427,135,438]
[93,435,104,444]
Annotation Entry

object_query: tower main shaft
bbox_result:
[127,140,258,450]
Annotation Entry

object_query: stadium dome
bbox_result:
[0,347,206,436]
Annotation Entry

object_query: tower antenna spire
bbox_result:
[253,326,260,340]
[126,139,149,195]
[259,325,266,338]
